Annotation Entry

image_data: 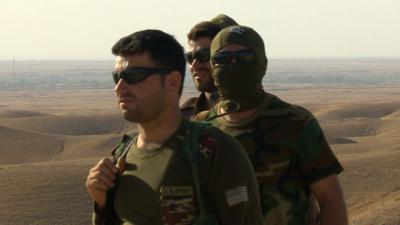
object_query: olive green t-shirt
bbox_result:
[93,119,263,225]
[195,93,343,225]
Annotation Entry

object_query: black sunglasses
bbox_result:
[112,67,172,85]
[185,48,210,64]
[213,50,256,65]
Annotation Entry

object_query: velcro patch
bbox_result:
[160,186,194,197]
[199,134,217,156]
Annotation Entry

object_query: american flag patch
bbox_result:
[225,186,249,207]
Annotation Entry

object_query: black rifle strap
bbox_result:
[104,133,136,225]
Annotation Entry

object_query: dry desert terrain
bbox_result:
[1,85,400,225]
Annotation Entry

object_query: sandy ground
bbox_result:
[1,85,400,225]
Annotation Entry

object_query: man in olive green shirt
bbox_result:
[85,29,263,225]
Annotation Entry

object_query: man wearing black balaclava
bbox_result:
[195,25,348,225]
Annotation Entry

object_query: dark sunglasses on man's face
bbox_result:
[185,48,210,64]
[112,67,171,85]
[213,50,256,65]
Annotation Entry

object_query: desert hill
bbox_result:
[58,134,126,160]
[314,100,400,122]
[0,113,125,136]
[0,110,134,165]
[0,86,400,225]
[0,124,64,164]
[0,158,97,225]
[0,110,46,118]
[311,96,400,225]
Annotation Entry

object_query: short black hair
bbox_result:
[112,29,186,96]
[187,21,221,42]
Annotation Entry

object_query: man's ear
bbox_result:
[165,70,182,93]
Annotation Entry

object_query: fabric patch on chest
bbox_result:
[225,186,249,207]
[160,186,197,225]
[160,186,194,197]
[199,134,217,156]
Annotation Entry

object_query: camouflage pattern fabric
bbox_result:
[194,93,343,225]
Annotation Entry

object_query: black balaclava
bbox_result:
[211,25,268,112]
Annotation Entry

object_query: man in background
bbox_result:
[181,14,238,118]
[196,25,349,225]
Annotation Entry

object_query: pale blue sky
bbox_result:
[1,0,399,60]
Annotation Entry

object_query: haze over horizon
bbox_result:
[1,0,399,60]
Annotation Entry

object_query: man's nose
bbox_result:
[115,78,128,93]
[192,58,209,69]
[192,57,201,65]
[191,58,202,69]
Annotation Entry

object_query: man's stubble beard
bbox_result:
[122,88,166,123]
[194,72,217,93]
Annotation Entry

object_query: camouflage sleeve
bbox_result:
[298,115,344,185]
[204,128,263,225]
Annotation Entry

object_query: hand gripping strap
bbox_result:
[104,134,136,225]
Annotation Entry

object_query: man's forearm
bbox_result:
[310,175,348,225]
[319,198,348,225]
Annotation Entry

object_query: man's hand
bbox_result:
[86,157,126,209]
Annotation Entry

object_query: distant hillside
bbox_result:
[0,58,399,91]
[265,58,400,85]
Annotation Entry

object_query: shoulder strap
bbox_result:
[111,133,136,163]
[183,121,207,211]
[183,121,219,225]
[103,133,136,225]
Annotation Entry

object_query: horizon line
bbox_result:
[1,56,400,62]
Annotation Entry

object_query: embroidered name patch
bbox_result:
[225,186,249,207]
[160,186,194,197]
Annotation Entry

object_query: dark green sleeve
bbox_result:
[92,203,105,225]
[298,116,343,185]
[207,129,263,225]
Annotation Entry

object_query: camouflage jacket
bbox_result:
[195,93,343,225]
